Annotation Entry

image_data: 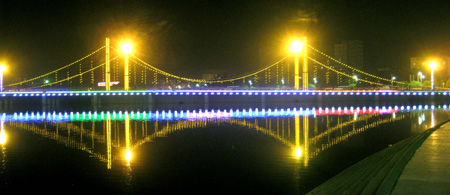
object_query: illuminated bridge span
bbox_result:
[3,104,439,169]
[0,90,448,112]
[5,38,434,92]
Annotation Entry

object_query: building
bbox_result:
[334,40,364,85]
[334,40,364,69]
[202,69,227,80]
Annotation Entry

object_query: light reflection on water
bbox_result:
[0,104,449,193]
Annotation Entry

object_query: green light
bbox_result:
[45,79,49,84]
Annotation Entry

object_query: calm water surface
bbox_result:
[0,104,449,194]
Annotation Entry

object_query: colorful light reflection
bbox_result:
[0,104,444,123]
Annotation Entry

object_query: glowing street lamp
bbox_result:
[391,76,396,86]
[0,65,5,92]
[429,61,437,90]
[121,42,133,91]
[290,41,303,53]
[353,75,358,82]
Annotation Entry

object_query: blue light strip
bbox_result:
[0,104,445,123]
[0,89,448,97]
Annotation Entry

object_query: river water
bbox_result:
[0,103,449,194]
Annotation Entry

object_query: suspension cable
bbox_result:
[131,53,292,84]
[131,57,206,83]
[36,55,120,88]
[307,45,407,85]
[7,46,105,87]
[206,54,292,83]
[309,57,383,86]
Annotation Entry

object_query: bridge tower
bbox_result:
[105,38,111,91]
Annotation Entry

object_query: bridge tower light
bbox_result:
[0,65,5,92]
[429,61,437,90]
[121,42,133,91]
[290,40,303,90]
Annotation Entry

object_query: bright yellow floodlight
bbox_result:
[0,65,6,72]
[428,61,437,69]
[121,42,133,54]
[0,131,6,145]
[125,149,132,163]
[295,147,302,158]
[290,41,303,53]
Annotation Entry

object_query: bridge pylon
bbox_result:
[105,38,111,91]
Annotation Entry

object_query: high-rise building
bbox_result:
[334,40,364,69]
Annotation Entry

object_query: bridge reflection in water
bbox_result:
[1,104,443,170]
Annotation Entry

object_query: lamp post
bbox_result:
[0,65,6,92]
[290,40,303,90]
[418,71,422,83]
[429,61,437,90]
[391,76,396,86]
[121,42,132,91]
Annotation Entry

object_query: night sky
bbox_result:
[1,0,449,82]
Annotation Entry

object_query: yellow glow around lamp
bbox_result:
[428,61,437,69]
[295,147,302,158]
[121,42,133,54]
[125,149,132,163]
[0,65,6,72]
[0,131,6,145]
[290,41,303,53]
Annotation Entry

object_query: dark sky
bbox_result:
[1,0,449,82]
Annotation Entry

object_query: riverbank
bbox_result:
[307,120,448,194]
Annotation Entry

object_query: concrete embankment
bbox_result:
[307,120,447,194]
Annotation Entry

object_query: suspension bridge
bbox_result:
[0,38,448,110]
[3,38,415,91]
